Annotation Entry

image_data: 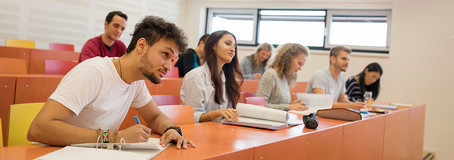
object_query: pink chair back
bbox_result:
[164,67,179,78]
[239,92,255,103]
[246,97,265,106]
[49,43,75,51]
[151,95,180,106]
[44,60,78,75]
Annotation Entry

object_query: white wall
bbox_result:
[0,0,185,52]
[1,0,452,158]
[183,0,454,159]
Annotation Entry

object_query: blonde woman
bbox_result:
[240,43,272,79]
[256,43,309,111]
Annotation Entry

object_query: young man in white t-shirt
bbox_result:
[306,46,364,110]
[28,16,196,149]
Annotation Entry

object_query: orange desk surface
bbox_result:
[0,104,425,160]
[0,142,254,160]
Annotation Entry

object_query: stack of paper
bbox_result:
[289,93,333,115]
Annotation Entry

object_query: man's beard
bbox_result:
[335,62,347,72]
[139,51,164,84]
[143,72,161,84]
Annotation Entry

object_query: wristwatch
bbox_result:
[164,126,183,136]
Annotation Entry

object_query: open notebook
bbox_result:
[222,103,302,130]
[289,93,333,115]
[35,138,169,160]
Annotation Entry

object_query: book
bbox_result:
[221,103,300,130]
[289,93,333,115]
[371,103,397,110]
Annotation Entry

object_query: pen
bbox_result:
[358,110,369,114]
[134,115,141,124]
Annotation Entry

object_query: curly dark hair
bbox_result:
[126,16,187,54]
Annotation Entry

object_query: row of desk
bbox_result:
[0,46,80,74]
[0,104,425,159]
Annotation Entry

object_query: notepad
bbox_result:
[221,103,296,130]
[35,138,169,160]
[34,146,155,160]
[289,93,333,115]
[71,137,164,150]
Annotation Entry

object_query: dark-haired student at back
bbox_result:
[345,62,383,102]
[79,11,128,62]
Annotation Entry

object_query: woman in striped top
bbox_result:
[345,63,383,102]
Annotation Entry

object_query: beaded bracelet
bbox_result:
[102,129,109,143]
[110,130,118,143]
[96,128,102,143]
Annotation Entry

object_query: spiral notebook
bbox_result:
[34,138,169,160]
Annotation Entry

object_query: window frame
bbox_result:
[257,9,327,48]
[325,9,392,52]
[206,8,392,53]
[206,8,258,45]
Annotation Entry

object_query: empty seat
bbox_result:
[49,43,75,51]
[5,39,35,49]
[0,57,27,74]
[44,60,78,75]
[8,103,45,146]
[246,97,266,106]
[151,95,180,106]
[239,92,255,103]
[163,67,179,78]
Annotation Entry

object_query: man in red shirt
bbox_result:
[79,11,128,62]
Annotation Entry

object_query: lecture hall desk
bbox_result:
[0,104,425,160]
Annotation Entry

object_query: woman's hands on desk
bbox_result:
[349,102,366,110]
[289,100,308,111]
[213,109,240,121]
[160,129,196,149]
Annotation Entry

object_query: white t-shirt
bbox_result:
[305,67,346,102]
[49,57,152,130]
[180,63,232,123]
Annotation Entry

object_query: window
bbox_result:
[326,10,391,51]
[258,10,326,47]
[206,8,392,53]
[206,9,257,45]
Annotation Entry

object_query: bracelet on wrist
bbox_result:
[164,126,183,136]
[102,129,109,143]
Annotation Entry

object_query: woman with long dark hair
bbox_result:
[345,62,383,102]
[180,30,243,123]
